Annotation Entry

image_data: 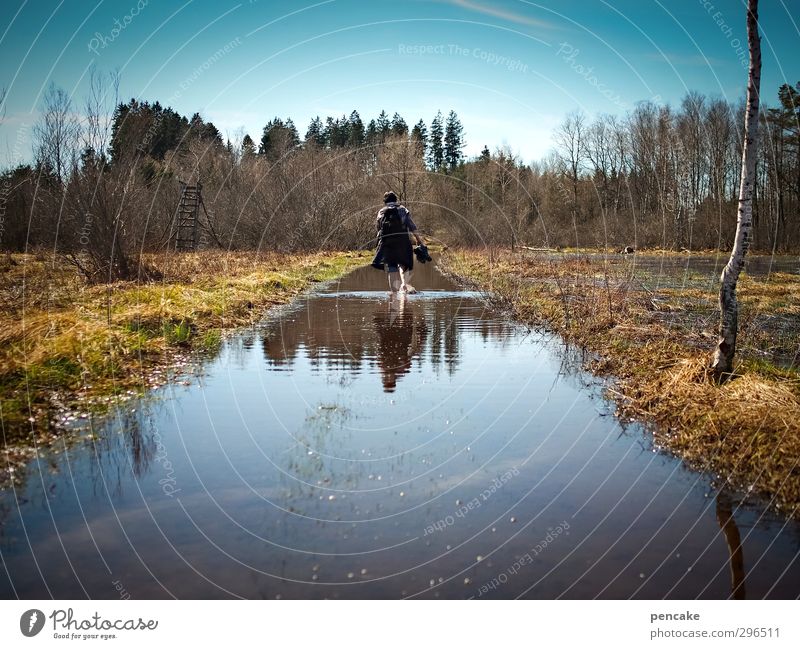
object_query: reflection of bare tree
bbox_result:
[373,295,427,392]
[0,500,10,541]
[227,330,256,370]
[426,298,459,376]
[716,492,746,599]
[86,405,158,498]
[278,404,358,515]
[125,412,156,478]
[261,296,371,370]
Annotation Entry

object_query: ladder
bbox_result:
[175,183,201,251]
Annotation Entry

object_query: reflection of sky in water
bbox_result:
[1,264,799,600]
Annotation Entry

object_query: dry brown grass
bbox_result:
[0,250,369,444]
[440,247,800,515]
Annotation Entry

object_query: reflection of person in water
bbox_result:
[374,294,426,392]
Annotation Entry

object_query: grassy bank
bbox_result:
[440,248,800,516]
[0,250,369,446]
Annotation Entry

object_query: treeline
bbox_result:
[0,72,468,279]
[1,73,798,282]
[538,85,800,251]
[105,99,467,171]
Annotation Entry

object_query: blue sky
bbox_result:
[1,0,798,167]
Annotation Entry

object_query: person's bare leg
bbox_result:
[401,268,416,294]
[388,270,402,293]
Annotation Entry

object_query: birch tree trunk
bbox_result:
[711,0,761,379]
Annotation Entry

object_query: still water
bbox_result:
[1,264,798,599]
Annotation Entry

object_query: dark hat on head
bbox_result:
[383,191,397,204]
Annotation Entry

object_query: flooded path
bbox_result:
[1,264,799,599]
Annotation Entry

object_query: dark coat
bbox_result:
[375,204,414,271]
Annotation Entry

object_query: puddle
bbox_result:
[1,263,798,599]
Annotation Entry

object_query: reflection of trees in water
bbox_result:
[425,299,459,377]
[0,341,226,503]
[0,403,160,544]
[422,300,516,378]
[280,403,358,511]
[260,293,511,391]
[226,329,258,370]
[0,500,10,541]
[557,342,592,378]
[85,403,159,498]
[261,297,370,371]
[275,398,417,530]
[0,401,161,512]
[716,492,746,599]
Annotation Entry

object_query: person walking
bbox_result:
[374,191,425,293]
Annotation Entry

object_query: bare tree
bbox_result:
[706,98,735,204]
[379,134,427,204]
[711,0,762,378]
[33,83,80,183]
[586,116,612,210]
[490,146,520,248]
[554,110,586,245]
[83,68,119,159]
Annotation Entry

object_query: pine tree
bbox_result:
[241,134,256,157]
[305,116,326,148]
[347,110,365,147]
[189,112,222,143]
[444,110,465,171]
[203,122,222,143]
[109,99,191,162]
[338,115,351,145]
[479,145,491,162]
[427,111,444,170]
[376,110,391,142]
[260,117,299,159]
[365,119,378,146]
[323,117,336,147]
[411,119,427,158]
[391,113,408,137]
[259,118,282,157]
[284,118,300,148]
[324,115,349,147]
[189,112,203,134]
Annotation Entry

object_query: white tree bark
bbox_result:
[712,0,761,378]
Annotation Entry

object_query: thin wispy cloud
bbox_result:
[448,0,558,30]
[646,52,726,67]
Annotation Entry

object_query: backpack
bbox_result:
[379,206,406,241]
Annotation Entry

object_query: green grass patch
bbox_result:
[0,250,370,445]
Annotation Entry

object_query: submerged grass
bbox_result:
[0,250,369,445]
[440,248,800,516]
